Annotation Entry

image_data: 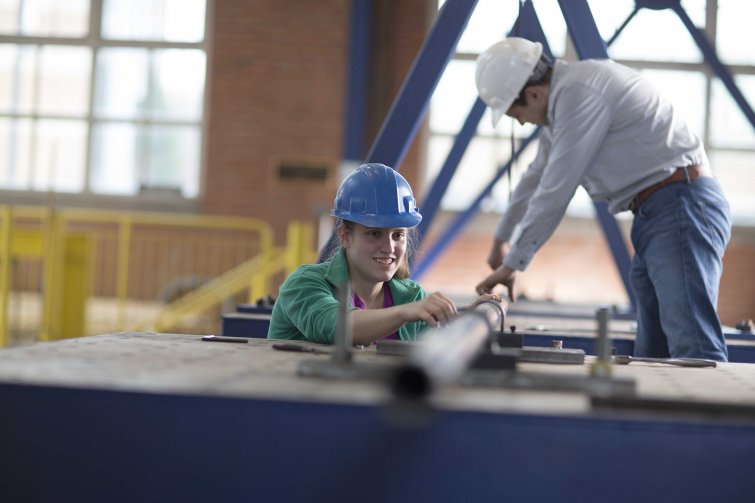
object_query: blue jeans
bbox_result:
[630,177,731,361]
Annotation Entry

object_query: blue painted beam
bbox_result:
[342,0,373,161]
[557,0,636,311]
[416,98,487,245]
[557,0,609,59]
[517,0,556,61]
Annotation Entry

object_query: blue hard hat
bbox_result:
[331,163,422,228]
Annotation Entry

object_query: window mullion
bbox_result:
[84,0,103,195]
[29,46,41,190]
[198,0,215,200]
[1,0,208,204]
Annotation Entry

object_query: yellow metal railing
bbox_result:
[0,205,315,346]
[0,207,11,347]
[146,222,315,332]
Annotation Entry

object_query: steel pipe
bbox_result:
[391,300,505,400]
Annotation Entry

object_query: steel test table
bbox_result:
[1,332,754,502]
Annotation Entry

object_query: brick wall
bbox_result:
[203,0,428,243]
[419,214,629,306]
[719,231,755,325]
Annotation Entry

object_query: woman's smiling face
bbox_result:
[340,223,408,285]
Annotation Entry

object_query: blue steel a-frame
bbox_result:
[338,0,755,311]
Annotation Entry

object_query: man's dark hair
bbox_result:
[510,54,553,108]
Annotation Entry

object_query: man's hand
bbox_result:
[487,240,512,270]
[476,265,518,302]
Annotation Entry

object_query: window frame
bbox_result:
[0,0,213,212]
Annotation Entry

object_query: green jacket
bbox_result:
[267,249,428,344]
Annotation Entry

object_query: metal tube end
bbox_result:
[391,366,432,401]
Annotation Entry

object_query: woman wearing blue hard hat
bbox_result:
[268,163,501,345]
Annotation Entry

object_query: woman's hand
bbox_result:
[401,291,458,328]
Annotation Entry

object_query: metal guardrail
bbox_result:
[0,205,315,346]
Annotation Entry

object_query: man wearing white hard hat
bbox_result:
[474,37,731,361]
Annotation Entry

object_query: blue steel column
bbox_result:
[557,0,637,311]
[342,0,372,163]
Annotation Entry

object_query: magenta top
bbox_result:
[352,284,398,340]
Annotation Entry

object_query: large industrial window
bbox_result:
[429,0,755,224]
[0,0,208,204]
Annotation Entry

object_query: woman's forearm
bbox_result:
[348,305,408,345]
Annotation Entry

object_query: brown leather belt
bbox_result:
[630,164,709,213]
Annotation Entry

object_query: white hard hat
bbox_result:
[475,37,544,127]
